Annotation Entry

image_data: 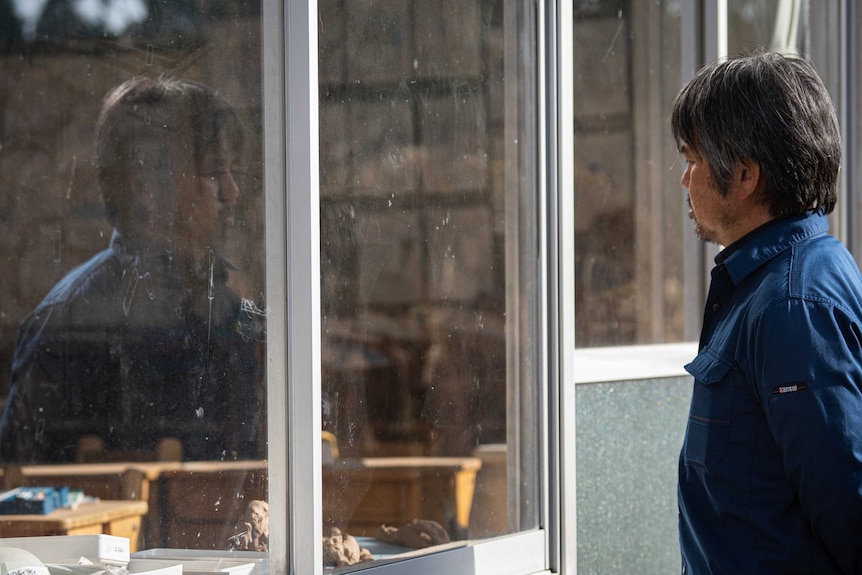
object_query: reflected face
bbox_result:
[175,140,241,258]
[680,144,735,246]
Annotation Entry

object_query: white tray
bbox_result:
[132,549,268,575]
[0,535,129,567]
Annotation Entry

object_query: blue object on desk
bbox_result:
[0,486,69,515]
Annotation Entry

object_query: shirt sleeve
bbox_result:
[0,302,112,464]
[752,297,862,574]
[0,308,69,463]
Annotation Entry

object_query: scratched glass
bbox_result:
[573,1,686,347]
[318,0,541,567]
[0,0,267,552]
[0,0,543,566]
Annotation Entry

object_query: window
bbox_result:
[572,0,844,349]
[0,0,557,573]
[317,0,544,570]
[573,1,685,347]
[0,0,268,552]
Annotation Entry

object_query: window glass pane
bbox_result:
[0,0,268,555]
[574,0,683,347]
[727,0,807,54]
[318,0,541,568]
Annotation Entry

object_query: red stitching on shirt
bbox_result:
[689,414,731,424]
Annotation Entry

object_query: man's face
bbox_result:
[174,139,240,259]
[680,144,737,246]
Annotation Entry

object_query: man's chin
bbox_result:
[694,223,721,245]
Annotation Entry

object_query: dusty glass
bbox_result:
[0,0,267,553]
[727,0,808,54]
[573,1,684,346]
[318,0,541,567]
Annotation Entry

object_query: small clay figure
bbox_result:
[376,518,450,548]
[322,526,374,566]
[230,499,270,552]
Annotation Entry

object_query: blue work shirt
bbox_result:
[0,230,262,463]
[679,210,862,574]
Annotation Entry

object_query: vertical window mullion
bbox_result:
[284,2,323,574]
[263,0,289,572]
[554,0,576,568]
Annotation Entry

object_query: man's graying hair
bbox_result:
[95,76,243,233]
[671,51,841,217]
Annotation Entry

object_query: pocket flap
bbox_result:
[684,349,732,385]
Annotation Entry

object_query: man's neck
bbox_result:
[720,203,774,247]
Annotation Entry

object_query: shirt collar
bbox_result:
[717,210,829,285]
[108,229,239,274]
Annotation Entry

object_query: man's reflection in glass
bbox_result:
[0,77,261,463]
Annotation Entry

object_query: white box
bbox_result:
[43,566,105,575]
[133,549,267,575]
[124,560,183,575]
[130,558,253,575]
[43,560,182,575]
[0,535,130,567]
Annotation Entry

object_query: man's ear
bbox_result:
[733,159,762,200]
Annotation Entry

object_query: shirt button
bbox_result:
[712,303,721,311]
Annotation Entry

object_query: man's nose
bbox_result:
[220,172,240,203]
[680,165,690,189]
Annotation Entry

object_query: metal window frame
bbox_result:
[263,1,322,573]
[261,0,566,574]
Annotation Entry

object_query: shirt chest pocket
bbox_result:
[683,350,735,470]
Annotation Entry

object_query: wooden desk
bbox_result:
[0,500,148,551]
[322,456,482,538]
[2,462,180,550]
[156,458,482,546]
[2,457,482,549]
[4,462,178,501]
[1,461,265,551]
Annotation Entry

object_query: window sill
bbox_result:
[573,342,698,384]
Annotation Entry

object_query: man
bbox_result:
[0,77,262,463]
[674,51,862,574]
